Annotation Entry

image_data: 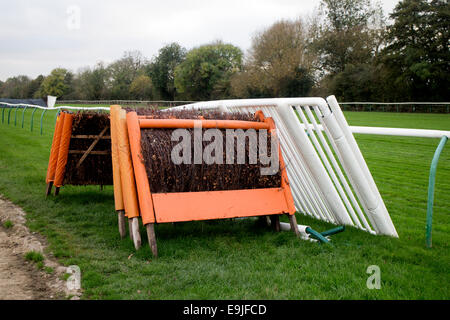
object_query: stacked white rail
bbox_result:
[171,95,399,237]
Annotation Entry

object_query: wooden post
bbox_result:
[128,219,134,242]
[45,181,53,197]
[146,224,158,258]
[118,210,126,239]
[131,217,141,250]
[256,216,270,228]
[270,215,281,232]
[288,214,300,237]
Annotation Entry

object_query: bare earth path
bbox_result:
[0,195,81,300]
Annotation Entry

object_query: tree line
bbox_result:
[0,0,448,103]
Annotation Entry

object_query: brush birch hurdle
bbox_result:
[45,111,112,196]
[117,109,299,257]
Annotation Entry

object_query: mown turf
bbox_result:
[0,109,448,299]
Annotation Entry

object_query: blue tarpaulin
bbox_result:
[0,98,47,107]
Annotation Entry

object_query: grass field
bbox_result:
[0,108,448,299]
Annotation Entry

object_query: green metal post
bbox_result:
[321,226,345,237]
[14,107,19,126]
[21,106,28,128]
[30,108,37,132]
[7,107,12,124]
[426,135,448,248]
[40,109,47,135]
[1,107,4,123]
[306,227,330,244]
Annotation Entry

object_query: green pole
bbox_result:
[306,227,330,244]
[426,135,448,248]
[1,107,4,123]
[7,107,12,124]
[40,109,47,135]
[321,226,345,237]
[14,106,19,126]
[30,108,37,132]
[21,106,28,128]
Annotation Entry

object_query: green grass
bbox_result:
[3,220,13,228]
[44,266,54,274]
[0,109,448,299]
[25,251,44,263]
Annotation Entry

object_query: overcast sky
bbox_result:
[0,0,401,81]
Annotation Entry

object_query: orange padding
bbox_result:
[153,188,289,223]
[54,112,74,187]
[127,112,155,224]
[139,119,270,130]
[46,112,65,183]
[114,107,140,219]
[110,106,124,211]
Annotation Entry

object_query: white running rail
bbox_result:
[0,102,110,111]
[170,95,399,237]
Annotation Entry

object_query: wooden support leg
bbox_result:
[270,215,281,232]
[128,218,134,242]
[131,217,141,250]
[256,216,270,228]
[128,218,133,243]
[117,210,126,239]
[45,182,53,197]
[54,187,60,196]
[288,214,300,238]
[265,216,271,227]
[146,224,158,258]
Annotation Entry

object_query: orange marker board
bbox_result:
[152,188,289,223]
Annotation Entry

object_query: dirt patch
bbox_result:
[0,195,82,300]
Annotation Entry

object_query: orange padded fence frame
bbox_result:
[110,106,125,212]
[54,112,74,188]
[114,108,140,219]
[125,110,296,226]
[46,112,66,184]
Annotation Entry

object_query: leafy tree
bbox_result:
[174,42,243,100]
[0,76,32,98]
[231,19,314,98]
[381,0,450,101]
[323,63,389,101]
[313,0,385,75]
[108,51,147,99]
[40,68,73,98]
[130,75,153,100]
[76,63,109,100]
[147,43,186,100]
[28,75,45,98]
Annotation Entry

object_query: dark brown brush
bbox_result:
[63,111,113,186]
[136,107,281,193]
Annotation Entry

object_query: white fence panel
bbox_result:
[172,96,399,237]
